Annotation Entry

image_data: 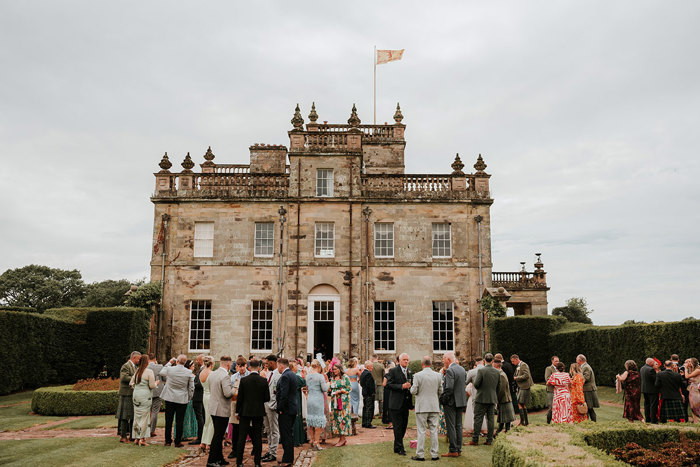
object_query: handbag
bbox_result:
[576,401,588,414]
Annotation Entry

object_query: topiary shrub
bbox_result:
[526,384,548,411]
[31,385,119,415]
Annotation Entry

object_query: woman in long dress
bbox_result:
[546,362,572,424]
[685,357,700,423]
[382,361,394,428]
[130,354,156,445]
[290,360,308,446]
[182,360,199,440]
[569,363,587,423]
[305,360,330,450]
[199,356,215,452]
[346,358,361,434]
[463,381,476,433]
[329,363,352,447]
[616,360,643,422]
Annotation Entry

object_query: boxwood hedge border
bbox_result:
[31,385,119,416]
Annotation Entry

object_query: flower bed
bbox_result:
[31,385,119,416]
[72,378,120,391]
[611,438,700,466]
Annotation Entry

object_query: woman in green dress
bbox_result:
[130,354,156,445]
[290,360,308,446]
[181,360,199,440]
[329,363,351,447]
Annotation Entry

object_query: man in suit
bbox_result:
[159,354,195,447]
[410,356,443,461]
[275,358,298,467]
[235,359,270,467]
[206,355,234,467]
[468,353,501,446]
[386,352,413,456]
[576,354,600,422]
[441,351,466,457]
[117,351,141,442]
[147,354,164,436]
[260,354,280,464]
[510,354,533,426]
[640,357,659,423]
[544,356,559,424]
[360,361,376,429]
[655,360,686,423]
[371,354,385,418]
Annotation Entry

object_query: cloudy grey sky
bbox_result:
[1,1,698,324]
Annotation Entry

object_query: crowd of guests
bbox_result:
[114,349,700,465]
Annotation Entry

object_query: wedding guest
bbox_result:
[468,353,500,446]
[544,356,560,424]
[640,357,659,423]
[346,357,361,435]
[495,353,518,415]
[206,355,234,467]
[235,359,270,467]
[546,362,572,424]
[289,359,307,447]
[276,358,298,467]
[684,358,700,423]
[382,360,395,428]
[130,354,156,445]
[511,354,533,426]
[199,356,215,453]
[160,354,195,447]
[441,351,466,457]
[181,360,199,440]
[617,360,643,422]
[330,363,352,447]
[371,354,385,418]
[360,361,376,429]
[191,355,205,445]
[577,354,600,422]
[117,351,141,443]
[464,357,484,436]
[410,356,442,461]
[146,354,164,437]
[569,363,587,423]
[656,360,685,423]
[494,359,515,436]
[387,353,413,456]
[225,356,247,460]
[678,356,691,421]
[305,360,329,450]
[261,355,280,464]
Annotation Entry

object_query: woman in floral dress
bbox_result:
[569,363,587,423]
[329,363,351,447]
[616,360,643,422]
[546,362,572,424]
[684,358,700,423]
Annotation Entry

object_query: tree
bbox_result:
[74,279,134,307]
[552,297,593,324]
[124,281,162,313]
[0,265,84,312]
[480,295,506,320]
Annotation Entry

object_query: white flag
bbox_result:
[376,49,404,65]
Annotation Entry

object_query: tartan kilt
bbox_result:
[517,388,531,405]
[661,399,686,421]
[584,390,600,409]
[497,402,516,424]
[116,395,134,420]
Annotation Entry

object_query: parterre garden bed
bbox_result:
[32,385,119,416]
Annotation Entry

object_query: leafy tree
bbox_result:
[124,281,162,313]
[481,295,506,319]
[0,265,84,312]
[552,297,593,324]
[74,279,133,307]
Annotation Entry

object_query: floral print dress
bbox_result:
[570,373,587,423]
[330,375,352,436]
[546,372,573,424]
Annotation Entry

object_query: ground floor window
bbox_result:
[251,300,274,351]
[374,301,395,352]
[432,301,454,351]
[189,300,211,350]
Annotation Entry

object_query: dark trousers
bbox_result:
[643,392,659,423]
[192,399,204,441]
[278,413,295,464]
[118,418,133,439]
[443,405,464,453]
[390,406,409,453]
[164,401,187,444]
[237,416,263,465]
[208,415,229,465]
[472,402,495,443]
[362,395,375,427]
[510,390,519,415]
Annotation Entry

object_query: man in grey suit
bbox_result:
[441,351,466,457]
[147,353,164,436]
[468,353,501,446]
[160,354,195,447]
[410,356,443,461]
[577,354,600,422]
[206,355,234,467]
[544,356,559,424]
[261,354,281,464]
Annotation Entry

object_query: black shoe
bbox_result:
[398,451,407,456]
[411,456,425,461]
[206,464,220,467]
[260,454,276,462]
[431,457,440,461]
[228,451,236,459]
[219,460,230,466]
[188,439,201,445]
[365,425,377,429]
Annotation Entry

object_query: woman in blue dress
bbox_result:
[346,357,361,434]
[305,360,330,450]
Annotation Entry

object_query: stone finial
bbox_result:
[451,153,465,175]
[291,103,304,130]
[158,152,172,172]
[308,102,318,123]
[534,253,544,271]
[347,103,361,127]
[203,146,215,162]
[181,152,195,172]
[474,153,487,173]
[393,102,404,123]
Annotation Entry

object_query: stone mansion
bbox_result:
[149,103,549,363]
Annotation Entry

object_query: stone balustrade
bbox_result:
[361,173,487,200]
[492,271,548,290]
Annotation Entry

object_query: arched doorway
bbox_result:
[307,284,340,360]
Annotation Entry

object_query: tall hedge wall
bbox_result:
[0,307,150,395]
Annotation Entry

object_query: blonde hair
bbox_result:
[311,359,322,371]
[203,356,214,368]
[569,363,581,376]
[349,357,358,368]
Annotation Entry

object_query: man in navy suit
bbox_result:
[235,359,270,467]
[275,358,298,467]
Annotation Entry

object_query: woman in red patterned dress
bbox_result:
[546,362,573,424]
[569,363,587,423]
[616,360,644,422]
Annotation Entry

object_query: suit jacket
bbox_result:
[236,372,270,418]
[265,369,281,411]
[501,361,515,386]
[386,365,414,410]
[360,369,375,397]
[474,365,501,404]
[147,362,164,398]
[442,362,467,409]
[544,365,556,393]
[276,368,298,416]
[497,370,511,403]
[371,361,385,386]
[410,367,443,413]
[193,369,204,402]
[159,363,195,404]
[580,362,597,392]
[514,362,534,390]
[640,364,657,394]
[119,361,136,396]
[655,369,683,400]
[208,366,234,417]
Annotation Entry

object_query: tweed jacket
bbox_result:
[474,364,501,405]
[119,360,136,396]
[371,361,385,386]
[159,362,195,404]
[580,362,598,392]
[443,362,467,408]
[497,370,511,404]
[514,361,534,390]
[208,366,234,417]
[410,367,443,413]
[264,368,281,411]
[544,365,556,393]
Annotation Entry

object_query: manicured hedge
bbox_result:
[31,386,119,415]
[583,425,700,453]
[0,306,38,313]
[526,384,547,411]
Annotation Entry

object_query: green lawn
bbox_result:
[0,401,66,431]
[597,385,624,405]
[0,390,35,406]
[0,438,184,467]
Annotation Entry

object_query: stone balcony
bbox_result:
[491,271,549,291]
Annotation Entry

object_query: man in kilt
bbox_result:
[576,354,600,422]
[117,351,141,442]
[655,360,686,423]
[510,355,533,426]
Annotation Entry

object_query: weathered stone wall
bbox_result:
[363,142,405,174]
[507,289,549,316]
[288,154,362,198]
[249,146,287,174]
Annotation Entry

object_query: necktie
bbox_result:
[268,373,272,384]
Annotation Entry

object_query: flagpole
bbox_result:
[373,45,377,125]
